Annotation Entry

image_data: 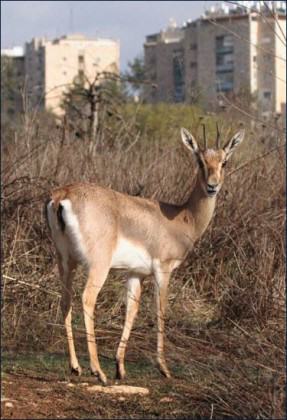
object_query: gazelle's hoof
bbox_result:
[158,360,171,378]
[70,365,82,376]
[91,368,108,385]
[115,361,126,381]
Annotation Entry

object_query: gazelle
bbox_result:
[45,126,244,384]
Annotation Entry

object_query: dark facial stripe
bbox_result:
[197,157,205,170]
[57,203,66,232]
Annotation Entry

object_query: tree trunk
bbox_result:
[89,89,99,143]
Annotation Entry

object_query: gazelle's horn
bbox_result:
[202,124,207,149]
[216,122,220,149]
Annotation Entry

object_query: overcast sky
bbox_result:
[1,1,214,71]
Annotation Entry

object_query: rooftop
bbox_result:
[51,33,119,44]
[145,1,286,43]
[145,19,184,45]
[203,1,286,19]
[1,46,24,57]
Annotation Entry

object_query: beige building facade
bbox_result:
[144,2,286,117]
[25,34,120,114]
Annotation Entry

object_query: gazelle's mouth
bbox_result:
[206,185,218,197]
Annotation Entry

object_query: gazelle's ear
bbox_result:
[223,129,245,161]
[181,128,199,154]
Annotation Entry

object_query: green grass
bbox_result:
[1,351,159,381]
[2,352,67,378]
[1,350,190,386]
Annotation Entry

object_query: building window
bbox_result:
[216,52,233,69]
[216,72,234,92]
[215,35,234,92]
[74,70,85,86]
[190,61,197,68]
[190,43,197,50]
[173,50,185,102]
[216,35,233,51]
[78,54,85,73]
[253,56,257,62]
[263,91,271,99]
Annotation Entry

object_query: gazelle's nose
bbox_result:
[207,183,218,190]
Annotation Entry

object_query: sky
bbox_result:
[1,1,214,71]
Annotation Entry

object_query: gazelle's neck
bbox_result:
[186,173,217,241]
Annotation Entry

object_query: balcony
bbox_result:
[216,81,233,92]
[174,85,185,102]
[215,46,234,54]
[216,63,234,73]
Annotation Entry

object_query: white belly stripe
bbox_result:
[111,237,152,275]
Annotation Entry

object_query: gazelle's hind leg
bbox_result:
[58,255,81,375]
[116,276,142,380]
[82,265,110,385]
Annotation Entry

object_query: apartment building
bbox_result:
[144,2,286,117]
[145,19,185,103]
[1,47,25,119]
[25,34,120,114]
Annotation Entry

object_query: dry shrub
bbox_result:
[1,105,285,418]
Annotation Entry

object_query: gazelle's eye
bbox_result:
[222,161,227,168]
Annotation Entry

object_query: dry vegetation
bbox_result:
[1,103,286,419]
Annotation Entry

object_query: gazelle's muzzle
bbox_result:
[206,183,219,197]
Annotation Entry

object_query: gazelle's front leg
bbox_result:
[154,262,171,378]
[116,276,142,380]
[82,265,110,385]
[58,257,81,375]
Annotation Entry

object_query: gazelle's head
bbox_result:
[181,126,245,198]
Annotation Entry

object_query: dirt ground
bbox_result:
[1,344,284,419]
[1,354,207,419]
[1,373,207,419]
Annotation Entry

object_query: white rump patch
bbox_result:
[47,199,87,266]
[111,237,152,275]
[60,199,87,263]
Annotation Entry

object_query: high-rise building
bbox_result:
[144,19,185,103]
[25,34,120,115]
[144,2,286,118]
[1,47,25,119]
